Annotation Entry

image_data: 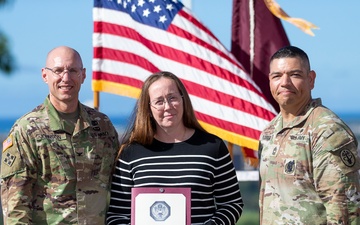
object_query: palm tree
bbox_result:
[0,0,15,75]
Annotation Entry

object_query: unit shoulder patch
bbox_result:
[3,152,16,167]
[339,149,356,167]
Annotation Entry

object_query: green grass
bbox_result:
[236,181,260,225]
[237,210,259,225]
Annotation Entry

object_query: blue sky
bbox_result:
[0,1,359,120]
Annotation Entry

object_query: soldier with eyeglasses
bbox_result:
[0,46,119,224]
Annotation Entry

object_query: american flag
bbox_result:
[92,0,277,165]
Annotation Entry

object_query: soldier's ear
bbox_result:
[42,68,48,83]
[309,70,316,90]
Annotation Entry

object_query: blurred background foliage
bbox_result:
[0,0,16,76]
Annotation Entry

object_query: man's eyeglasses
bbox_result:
[150,93,183,110]
[45,67,82,79]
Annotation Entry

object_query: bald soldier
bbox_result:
[259,46,360,224]
[1,46,119,224]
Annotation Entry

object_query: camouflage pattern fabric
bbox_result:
[259,98,360,224]
[0,97,119,225]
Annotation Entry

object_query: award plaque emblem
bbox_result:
[150,201,171,221]
[131,187,191,225]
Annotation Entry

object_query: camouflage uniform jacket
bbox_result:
[1,97,119,225]
[259,98,360,224]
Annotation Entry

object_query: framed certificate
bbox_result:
[131,187,191,225]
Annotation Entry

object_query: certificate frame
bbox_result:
[131,187,191,225]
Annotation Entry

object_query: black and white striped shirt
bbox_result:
[107,129,243,225]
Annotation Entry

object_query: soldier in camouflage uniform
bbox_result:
[0,46,119,224]
[259,46,360,224]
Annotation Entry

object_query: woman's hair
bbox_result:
[117,71,205,157]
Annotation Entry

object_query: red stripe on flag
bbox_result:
[195,111,261,140]
[95,21,266,99]
[93,71,143,89]
[94,46,159,73]
[177,9,219,41]
[182,80,276,121]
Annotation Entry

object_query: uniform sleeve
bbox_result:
[1,130,37,225]
[313,124,360,224]
[210,140,244,225]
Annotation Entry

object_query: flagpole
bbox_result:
[249,0,255,79]
[94,91,99,111]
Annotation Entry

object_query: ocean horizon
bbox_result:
[0,115,130,134]
[1,113,360,172]
[2,112,360,132]
[1,112,360,150]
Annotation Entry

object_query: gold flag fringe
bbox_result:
[264,0,319,36]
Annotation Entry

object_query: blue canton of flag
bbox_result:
[95,0,184,30]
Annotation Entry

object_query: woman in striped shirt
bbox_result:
[106,71,244,225]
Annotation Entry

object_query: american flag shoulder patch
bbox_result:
[3,134,13,152]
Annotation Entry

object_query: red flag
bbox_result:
[231,0,290,112]
[92,0,277,165]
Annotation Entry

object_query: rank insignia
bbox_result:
[2,135,13,152]
[3,152,16,167]
[284,159,296,175]
[271,145,279,156]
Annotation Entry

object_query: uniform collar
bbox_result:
[44,96,91,133]
[274,98,322,130]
